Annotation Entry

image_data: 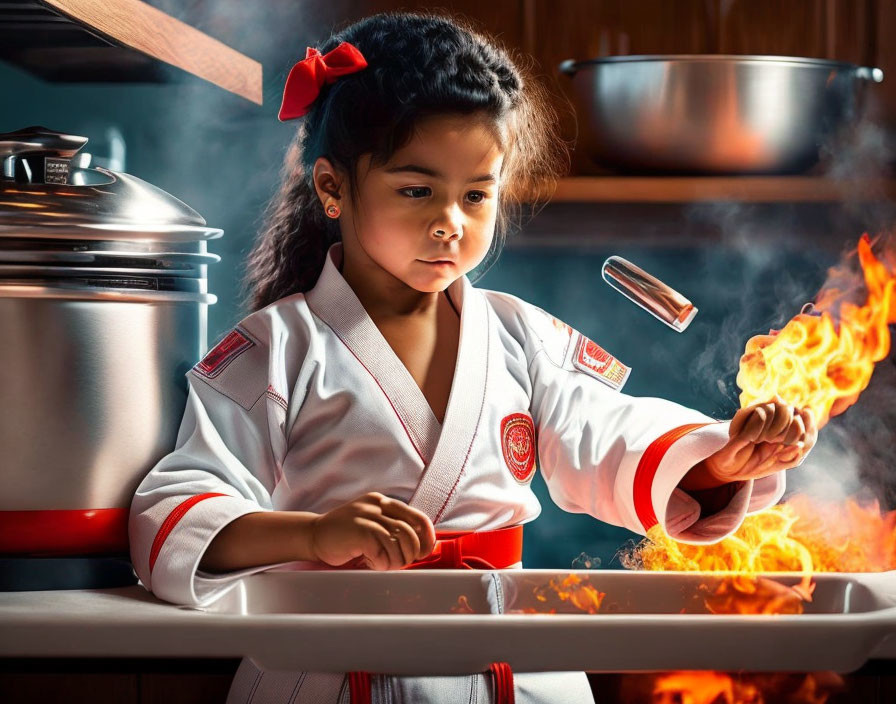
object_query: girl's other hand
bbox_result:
[698,397,818,486]
[310,492,437,570]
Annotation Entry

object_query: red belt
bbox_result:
[404,524,523,570]
[350,525,522,704]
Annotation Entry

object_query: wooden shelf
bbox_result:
[12,0,263,104]
[542,176,896,203]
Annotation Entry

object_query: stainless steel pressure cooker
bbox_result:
[0,126,221,557]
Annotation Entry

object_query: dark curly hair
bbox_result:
[242,11,568,312]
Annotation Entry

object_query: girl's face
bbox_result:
[336,112,504,295]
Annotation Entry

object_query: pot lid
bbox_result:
[0,126,224,242]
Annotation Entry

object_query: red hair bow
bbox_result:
[278,41,368,121]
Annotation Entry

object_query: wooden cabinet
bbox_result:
[527,0,714,62]
[715,0,828,57]
[527,0,715,174]
[713,0,873,62]
[298,0,525,55]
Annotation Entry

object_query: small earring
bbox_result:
[325,199,340,218]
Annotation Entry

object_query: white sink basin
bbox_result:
[194,568,896,673]
[2,569,895,674]
[203,569,896,616]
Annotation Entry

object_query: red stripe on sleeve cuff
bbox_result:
[633,423,711,532]
[149,493,229,574]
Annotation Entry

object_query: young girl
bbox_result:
[129,12,817,704]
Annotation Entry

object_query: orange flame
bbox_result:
[450,595,475,614]
[652,671,746,704]
[623,494,896,614]
[645,671,843,704]
[534,574,606,614]
[634,234,890,704]
[623,504,816,614]
[701,575,813,615]
[737,233,895,426]
[649,495,896,572]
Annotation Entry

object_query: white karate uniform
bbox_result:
[129,243,787,704]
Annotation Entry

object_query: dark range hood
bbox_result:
[0,0,262,104]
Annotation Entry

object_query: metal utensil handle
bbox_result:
[558,59,578,76]
[855,66,884,83]
[601,256,697,332]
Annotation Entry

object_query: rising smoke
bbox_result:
[685,109,896,509]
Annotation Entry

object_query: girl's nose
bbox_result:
[431,227,462,241]
[431,204,463,241]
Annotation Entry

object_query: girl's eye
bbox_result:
[397,187,489,204]
[399,186,431,199]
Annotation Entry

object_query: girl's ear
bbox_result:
[311,157,345,206]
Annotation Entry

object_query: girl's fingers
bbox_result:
[743,405,769,441]
[765,398,793,442]
[801,408,818,451]
[721,400,819,482]
[728,403,768,440]
[723,406,767,463]
[783,412,806,446]
[356,519,393,571]
[760,402,779,440]
[756,401,778,441]
[803,407,817,434]
[735,399,803,444]
[378,497,437,557]
[377,514,422,565]
[728,406,751,438]
[369,522,406,570]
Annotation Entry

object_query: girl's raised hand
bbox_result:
[701,396,818,484]
[310,492,437,570]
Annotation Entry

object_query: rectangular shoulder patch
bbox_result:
[194,327,255,379]
[572,334,631,391]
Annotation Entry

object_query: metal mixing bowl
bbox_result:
[559,55,884,174]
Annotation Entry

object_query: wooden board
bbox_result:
[41,0,263,104]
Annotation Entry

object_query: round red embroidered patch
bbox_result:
[500,413,536,483]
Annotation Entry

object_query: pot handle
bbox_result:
[856,66,884,83]
[0,126,87,160]
[558,59,578,76]
[1,126,88,185]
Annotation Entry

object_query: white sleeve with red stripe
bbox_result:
[487,292,787,545]
[129,318,297,606]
